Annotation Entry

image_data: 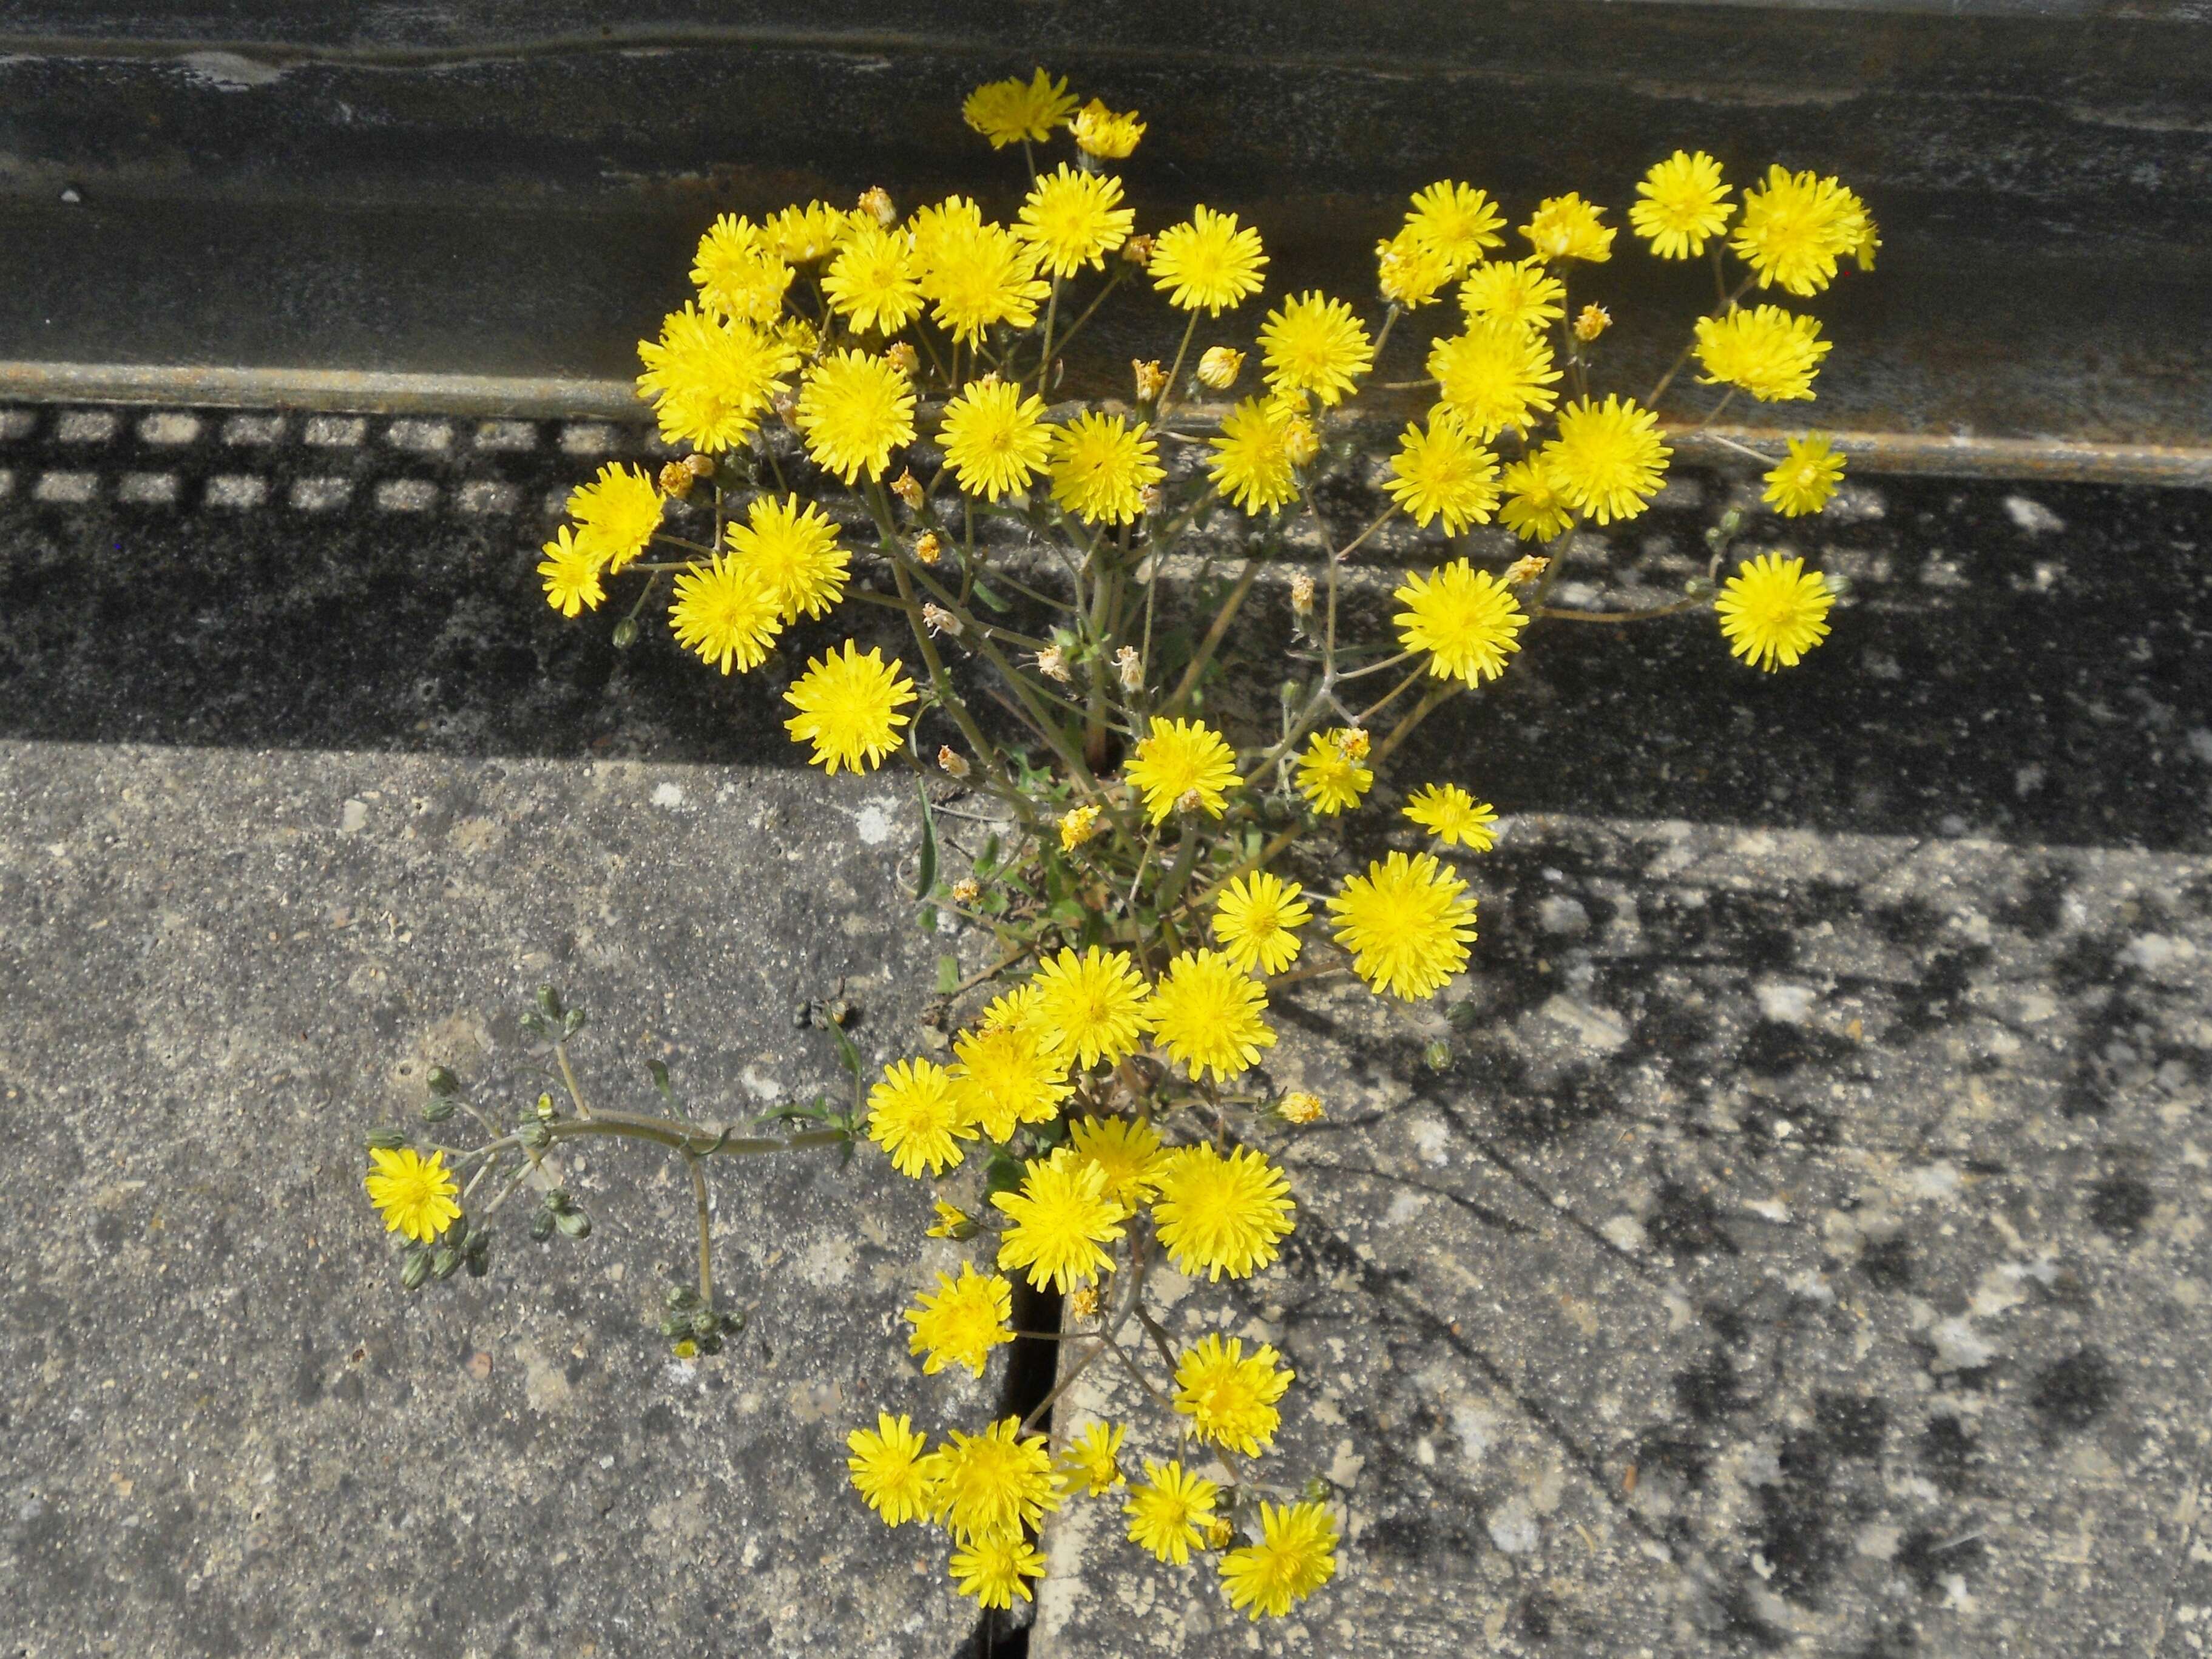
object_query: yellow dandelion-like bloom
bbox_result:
[1152,1144,1296,1281]
[766,200,854,265]
[1173,1333,1293,1457]
[1017,163,1134,277]
[1542,394,1671,525]
[1150,949,1276,1084]
[669,556,783,675]
[1277,1090,1325,1125]
[1148,205,1268,316]
[1716,552,1835,671]
[950,1531,1048,1610]
[918,215,1051,346]
[1206,397,1304,516]
[962,68,1077,147]
[924,1417,1061,1541]
[939,376,1053,502]
[1404,782,1497,851]
[635,303,799,453]
[1124,715,1242,823]
[1196,345,1245,390]
[1693,304,1831,402]
[1070,98,1144,159]
[1212,872,1310,976]
[867,1056,972,1177]
[822,223,924,336]
[952,1022,1074,1143]
[1427,320,1561,441]
[1066,1114,1165,1209]
[689,213,795,325]
[1393,558,1527,686]
[1329,850,1479,1002]
[1386,417,1501,535]
[1499,456,1575,544]
[926,1198,973,1240]
[1220,1501,1339,1620]
[796,349,916,484]
[1058,1421,1126,1496]
[782,639,917,774]
[1521,192,1615,263]
[1058,802,1101,852]
[566,462,664,572]
[1294,728,1375,816]
[1457,257,1566,334]
[1732,164,1863,296]
[905,1262,1015,1379]
[724,492,849,623]
[1762,434,1845,517]
[1374,228,1455,310]
[536,525,605,618]
[1124,1460,1220,1566]
[1030,946,1155,1069]
[907,194,986,267]
[1402,179,1507,278]
[993,1146,1128,1294]
[364,1146,461,1242]
[1631,149,1734,260]
[979,980,1047,1036]
[1047,411,1163,527]
[1258,291,1374,408]
[847,1412,935,1527]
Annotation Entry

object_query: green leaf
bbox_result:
[936,953,961,996]
[1050,898,1089,928]
[984,1151,1028,1198]
[827,1015,863,1079]
[971,579,1012,614]
[917,903,938,933]
[1155,831,1201,912]
[913,777,938,901]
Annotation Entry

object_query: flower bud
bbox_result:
[1058,803,1101,851]
[1138,483,1164,515]
[554,1208,593,1240]
[529,1208,557,1242]
[857,185,896,227]
[914,530,943,565]
[922,602,962,637]
[1112,644,1144,693]
[1288,572,1316,617]
[427,1066,461,1098]
[1504,555,1551,586]
[891,468,926,510]
[1196,346,1245,390]
[937,745,971,780]
[1034,644,1072,684]
[431,1245,463,1280]
[536,985,564,1019]
[683,452,716,480]
[611,617,639,650]
[365,1127,408,1151]
[1175,787,1205,816]
[1337,726,1370,762]
[401,1249,433,1289]
[1067,1283,1104,1320]
[1281,416,1320,468]
[884,341,920,377]
[1277,1090,1325,1124]
[517,1120,552,1150]
[773,391,799,430]
[658,461,695,499]
[1071,99,1144,160]
[1132,359,1167,404]
[950,877,981,905]
[1573,303,1612,342]
[421,1097,458,1125]
[1121,232,1155,266]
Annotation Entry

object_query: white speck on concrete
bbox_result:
[181,49,287,89]
[1930,1316,1995,1371]
[1754,981,1815,1022]
[1537,895,1589,936]
[1487,1496,1540,1555]
[1452,1404,1497,1462]
[853,802,895,845]
[339,799,368,835]
[2120,933,2196,973]
[1407,1115,1449,1166]
[2186,728,2212,767]
[651,782,686,810]
[1384,1190,1427,1226]
[1602,1215,1646,1253]
[1538,994,1628,1052]
[1903,1161,1961,1200]
[2004,494,2064,534]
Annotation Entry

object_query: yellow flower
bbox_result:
[1373,228,1454,310]
[1211,871,1310,976]
[1196,345,1246,390]
[1393,558,1527,686]
[1017,163,1134,276]
[1066,1114,1165,1209]
[918,215,1051,346]
[1070,98,1144,159]
[566,462,664,572]
[1219,1501,1339,1620]
[979,981,1047,1036]
[537,525,605,617]
[1731,164,1864,296]
[669,556,783,675]
[766,201,854,265]
[364,1146,461,1242]
[905,1262,1015,1378]
[1047,411,1164,527]
[1173,1333,1292,1456]
[822,223,925,336]
[1386,417,1500,535]
[1148,204,1268,315]
[907,194,986,266]
[796,349,917,484]
[1257,291,1374,408]
[690,214,795,325]
[1277,1090,1325,1125]
[1058,802,1101,851]
[1762,434,1845,517]
[1404,782,1497,851]
[1150,949,1276,1084]
[993,1146,1128,1293]
[1428,320,1561,441]
[1542,394,1671,525]
[1125,1459,1220,1565]
[1124,716,1242,823]
[1499,456,1575,544]
[867,1056,972,1177]
[847,1412,935,1527]
[1457,257,1565,334]
[782,640,917,774]
[1631,149,1734,260]
[1716,552,1835,671]
[1152,1144,1296,1281]
[635,303,799,453]
[1294,728,1374,816]
[1402,180,1506,277]
[924,1417,1061,1541]
[1030,947,1155,1069]
[1521,192,1615,262]
[926,1198,974,1240]
[936,376,1053,504]
[1694,304,1830,402]
[1574,303,1611,342]
[1328,850,1478,1001]
[962,68,1077,147]
[950,1531,1049,1610]
[952,1021,1074,1142]
[724,492,849,622]
[1058,1421,1127,1496]
[1206,397,1304,516]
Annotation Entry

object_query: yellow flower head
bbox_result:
[822,223,925,336]
[1211,871,1311,976]
[782,640,917,774]
[1716,552,1835,671]
[1058,1420,1127,1496]
[537,525,605,618]
[1173,1333,1293,1457]
[1277,1090,1325,1126]
[1732,165,1865,296]
[1070,97,1145,159]
[1762,433,1846,517]
[950,1530,1049,1610]
[1258,291,1374,408]
[1393,558,1528,686]
[952,1021,1074,1142]
[979,980,1047,1036]
[1220,1501,1340,1620]
[1196,345,1246,390]
[905,1262,1015,1378]
[1404,782,1498,851]
[669,555,783,675]
[1030,946,1155,1069]
[566,462,665,572]
[1402,180,1507,278]
[847,1412,935,1527]
[1152,1144,1296,1281]
[364,1146,461,1243]
[1017,163,1135,276]
[907,194,986,266]
[1150,948,1277,1084]
[1427,320,1561,441]
[635,303,800,453]
[766,201,854,265]
[961,69,1077,147]
[1329,850,1479,1001]
[1149,205,1268,316]
[1058,801,1101,851]
[1631,149,1734,260]
[1693,304,1831,402]
[993,1145,1128,1294]
[1206,397,1304,516]
[1458,257,1566,334]
[1374,228,1455,310]
[926,1198,975,1240]
[939,376,1054,502]
[924,1417,1062,1541]
[917,215,1052,346]
[690,214,795,325]
[1542,394,1671,525]
[1294,728,1375,816]
[796,349,917,484]
[1124,716,1242,823]
[724,492,849,623]
[1067,1114,1165,1209]
[867,1056,972,1178]
[1047,411,1164,527]
[1125,1459,1220,1565]
[1521,192,1615,263]
[1499,456,1575,544]
[1386,417,1501,535]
